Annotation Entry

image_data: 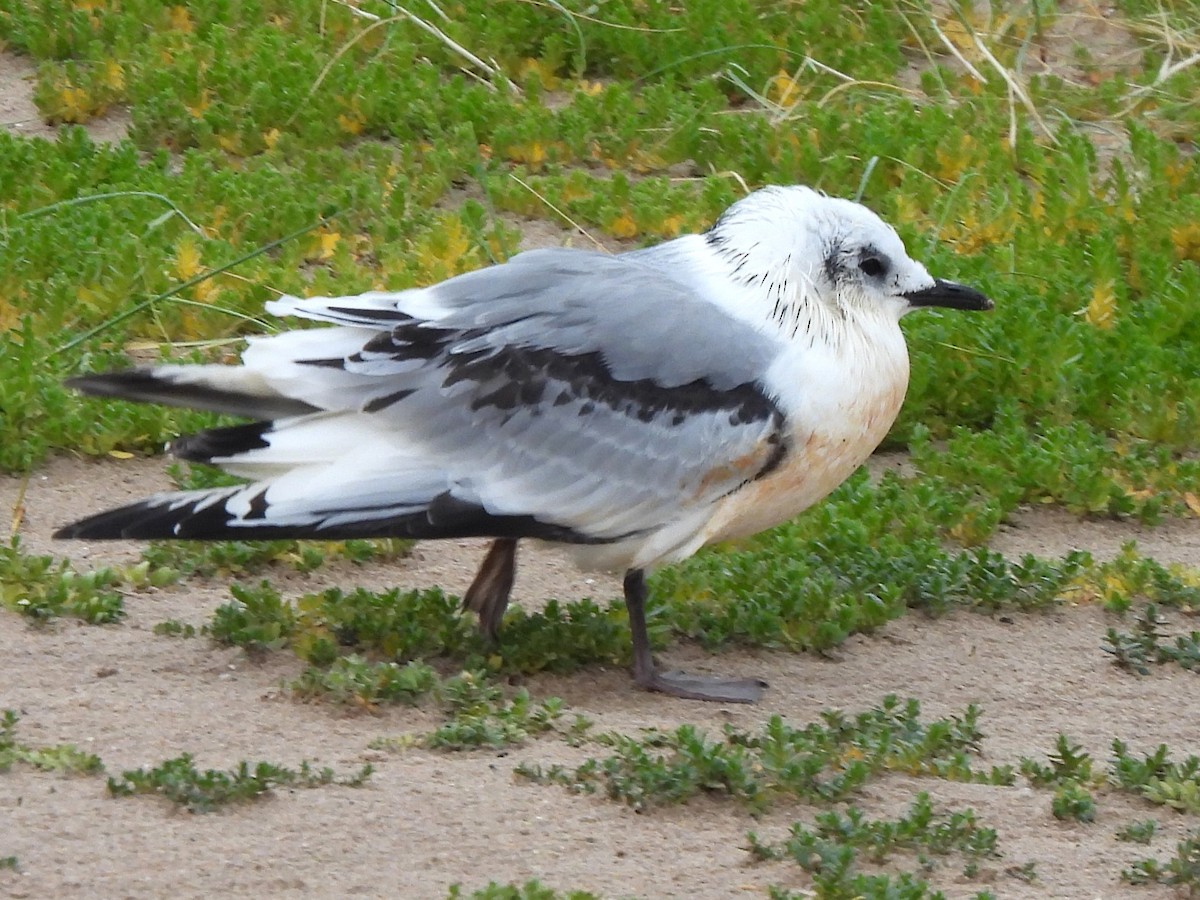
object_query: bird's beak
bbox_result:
[904,279,993,311]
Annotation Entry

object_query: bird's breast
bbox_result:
[699,327,910,545]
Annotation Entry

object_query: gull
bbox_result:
[56,185,992,702]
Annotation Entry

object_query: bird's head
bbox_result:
[706,185,992,327]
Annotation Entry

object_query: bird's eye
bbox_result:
[859,256,886,278]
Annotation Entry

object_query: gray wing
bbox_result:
[63,249,790,546]
[275,249,776,389]
[254,248,788,540]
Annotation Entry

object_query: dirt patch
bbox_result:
[0,50,131,144]
[4,456,1200,899]
[904,0,1147,168]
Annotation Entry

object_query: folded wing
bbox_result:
[58,248,789,549]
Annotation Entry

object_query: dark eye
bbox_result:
[859,256,886,277]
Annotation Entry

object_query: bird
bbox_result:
[55,184,992,703]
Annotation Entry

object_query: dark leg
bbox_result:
[463,538,518,640]
[623,569,766,703]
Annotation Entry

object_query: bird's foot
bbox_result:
[635,668,767,704]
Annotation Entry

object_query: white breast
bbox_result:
[697,310,910,546]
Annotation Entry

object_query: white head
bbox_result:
[705,185,991,328]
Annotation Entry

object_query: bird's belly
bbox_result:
[699,375,907,545]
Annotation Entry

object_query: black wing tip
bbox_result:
[55,492,615,544]
[171,421,272,463]
[64,369,155,395]
[53,520,129,540]
[64,368,320,419]
[53,502,164,540]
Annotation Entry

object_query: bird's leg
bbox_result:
[463,538,519,640]
[623,569,767,703]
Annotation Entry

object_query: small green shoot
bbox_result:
[446,882,599,900]
[1123,831,1200,892]
[749,793,998,898]
[1020,734,1094,787]
[153,619,197,638]
[0,710,103,776]
[1117,820,1158,844]
[1051,783,1097,823]
[1104,604,1200,674]
[107,753,372,813]
[517,697,1012,812]
[425,674,564,750]
[1111,740,1200,814]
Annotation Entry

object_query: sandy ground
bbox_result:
[5,457,1200,900]
[6,18,1200,897]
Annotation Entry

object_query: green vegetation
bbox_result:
[0,535,181,624]
[748,793,999,899]
[205,582,635,688]
[3,709,370,818]
[207,580,297,652]
[1020,734,1095,787]
[0,709,103,775]
[447,883,598,900]
[142,535,411,579]
[107,753,372,813]
[3,708,369,814]
[1,537,126,623]
[1006,733,1200,837]
[292,656,440,707]
[423,674,564,750]
[1117,820,1158,845]
[1111,740,1200,815]
[368,671,567,750]
[505,710,1200,893]
[516,696,1012,812]
[1051,782,1097,823]
[190,516,1200,691]
[152,618,196,638]
[1123,831,1200,893]
[1104,603,1200,673]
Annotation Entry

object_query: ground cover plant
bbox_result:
[515,697,1013,812]
[0,709,102,776]
[2,709,370,814]
[106,754,373,813]
[3,0,1200,896]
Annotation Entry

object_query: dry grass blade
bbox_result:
[370,0,521,93]
[516,0,682,33]
[508,174,608,253]
[327,0,380,21]
[927,15,990,84]
[8,473,29,537]
[287,14,401,126]
[54,212,342,353]
[19,191,206,237]
[969,29,1058,145]
[817,79,923,109]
